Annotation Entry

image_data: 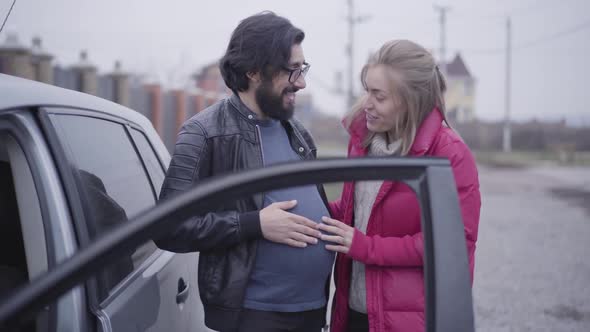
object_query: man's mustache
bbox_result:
[283,86,299,94]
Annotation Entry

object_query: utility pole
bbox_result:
[346,0,370,110]
[503,17,512,153]
[433,5,451,74]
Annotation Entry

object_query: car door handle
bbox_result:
[176,278,190,304]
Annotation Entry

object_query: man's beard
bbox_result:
[255,79,298,121]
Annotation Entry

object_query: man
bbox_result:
[155,12,334,332]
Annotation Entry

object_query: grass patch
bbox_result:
[316,143,348,158]
[323,182,344,201]
[474,150,590,168]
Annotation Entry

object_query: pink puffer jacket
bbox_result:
[329,109,481,332]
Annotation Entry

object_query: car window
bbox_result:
[129,129,164,195]
[50,114,158,300]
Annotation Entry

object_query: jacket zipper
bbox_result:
[255,125,265,166]
[289,130,329,209]
[255,125,266,208]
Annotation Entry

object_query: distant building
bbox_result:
[193,63,222,92]
[70,50,98,95]
[0,36,328,152]
[443,53,476,124]
[0,32,35,80]
[192,62,230,107]
[30,36,54,84]
[106,61,130,107]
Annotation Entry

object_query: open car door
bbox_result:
[0,157,475,332]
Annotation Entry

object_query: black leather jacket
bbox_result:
[155,94,329,331]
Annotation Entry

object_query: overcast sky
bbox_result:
[2,0,589,125]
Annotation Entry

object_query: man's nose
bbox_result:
[293,74,306,90]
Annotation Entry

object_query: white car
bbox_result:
[0,74,206,332]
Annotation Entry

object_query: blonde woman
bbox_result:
[318,40,481,332]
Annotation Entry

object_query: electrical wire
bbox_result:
[0,0,16,34]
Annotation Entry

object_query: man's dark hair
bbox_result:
[219,11,305,93]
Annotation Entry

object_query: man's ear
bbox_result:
[246,71,261,84]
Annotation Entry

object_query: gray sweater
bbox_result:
[243,118,334,312]
[349,133,401,313]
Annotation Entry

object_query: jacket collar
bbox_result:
[344,108,444,156]
[229,93,298,131]
[409,109,443,156]
[229,93,260,122]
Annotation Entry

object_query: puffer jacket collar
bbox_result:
[344,109,444,157]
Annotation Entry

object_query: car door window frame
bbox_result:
[1,111,56,269]
[38,108,164,310]
[127,127,166,197]
[37,108,109,323]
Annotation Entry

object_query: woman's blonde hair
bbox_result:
[346,39,450,155]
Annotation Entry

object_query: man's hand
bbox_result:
[260,200,321,248]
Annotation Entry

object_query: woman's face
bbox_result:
[362,65,402,133]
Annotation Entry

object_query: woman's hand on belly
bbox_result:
[318,216,355,254]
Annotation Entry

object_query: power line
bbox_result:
[514,18,590,50]
[448,0,570,23]
[505,0,551,17]
[459,48,503,55]
[0,0,16,34]
[443,17,590,56]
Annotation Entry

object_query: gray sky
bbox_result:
[3,0,590,125]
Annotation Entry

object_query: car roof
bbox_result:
[0,74,147,125]
[0,74,171,163]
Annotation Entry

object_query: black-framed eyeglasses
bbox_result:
[282,62,310,83]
